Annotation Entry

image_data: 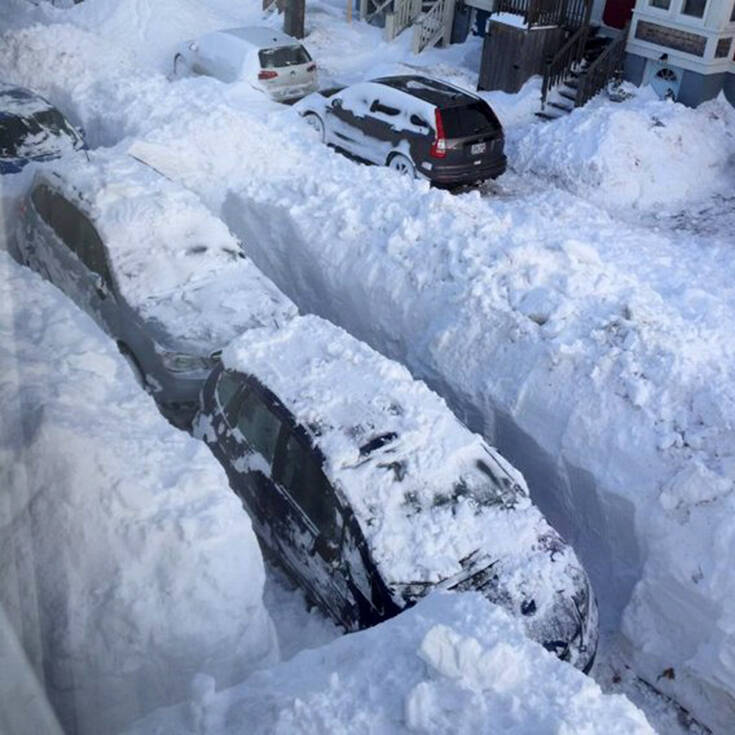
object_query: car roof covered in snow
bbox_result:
[220,315,567,588]
[372,75,479,108]
[220,26,300,49]
[0,82,56,117]
[34,151,296,351]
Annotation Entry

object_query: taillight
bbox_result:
[430,109,447,158]
[258,69,278,80]
[307,63,316,72]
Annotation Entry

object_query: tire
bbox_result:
[117,342,146,390]
[304,113,325,143]
[387,153,416,179]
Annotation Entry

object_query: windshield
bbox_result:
[0,109,80,159]
[258,45,311,69]
[440,102,501,138]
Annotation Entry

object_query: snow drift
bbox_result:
[0,253,277,734]
[127,592,652,735]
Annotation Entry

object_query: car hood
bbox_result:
[131,261,297,355]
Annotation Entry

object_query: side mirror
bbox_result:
[330,97,343,110]
[189,41,198,52]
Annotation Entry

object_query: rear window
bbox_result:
[440,102,501,138]
[0,109,79,158]
[258,45,311,69]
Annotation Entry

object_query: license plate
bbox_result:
[471,142,486,155]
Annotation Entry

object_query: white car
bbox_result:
[173,26,318,102]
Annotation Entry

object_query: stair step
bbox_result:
[564,78,579,89]
[548,100,573,112]
[535,111,562,121]
[558,89,577,102]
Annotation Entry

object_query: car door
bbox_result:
[363,97,404,161]
[324,85,376,160]
[272,429,353,622]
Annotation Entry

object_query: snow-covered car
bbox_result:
[0,83,85,175]
[295,75,507,185]
[15,152,296,426]
[196,315,599,672]
[173,26,317,103]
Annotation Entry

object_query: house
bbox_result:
[357,0,735,109]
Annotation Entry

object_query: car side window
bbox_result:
[278,433,341,542]
[30,184,52,222]
[235,388,282,466]
[78,216,113,288]
[215,370,242,413]
[47,191,83,254]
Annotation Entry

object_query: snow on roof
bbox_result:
[0,82,55,117]
[221,26,298,49]
[222,315,577,595]
[374,75,479,107]
[40,150,296,350]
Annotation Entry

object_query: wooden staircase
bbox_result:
[359,0,455,53]
[537,24,630,120]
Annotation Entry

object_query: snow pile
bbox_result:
[127,592,651,735]
[511,88,735,210]
[0,252,277,734]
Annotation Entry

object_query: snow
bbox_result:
[220,314,597,667]
[126,592,652,735]
[1,0,734,731]
[0,251,277,733]
[34,151,297,354]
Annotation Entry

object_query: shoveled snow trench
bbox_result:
[1,4,734,732]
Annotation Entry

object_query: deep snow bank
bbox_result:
[0,253,277,734]
[128,104,735,730]
[510,87,735,210]
[127,592,652,735]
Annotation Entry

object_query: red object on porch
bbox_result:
[603,0,636,28]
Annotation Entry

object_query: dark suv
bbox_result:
[296,75,506,186]
[197,315,598,672]
[0,83,85,175]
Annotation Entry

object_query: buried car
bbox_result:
[0,83,85,175]
[173,26,318,102]
[296,75,506,185]
[196,314,599,671]
[15,152,296,426]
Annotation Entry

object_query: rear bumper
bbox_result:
[267,79,319,102]
[426,154,507,185]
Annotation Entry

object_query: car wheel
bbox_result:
[117,342,146,390]
[173,54,188,78]
[387,153,416,178]
[304,113,325,143]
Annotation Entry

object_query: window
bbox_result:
[215,371,242,412]
[409,114,429,128]
[440,102,501,138]
[715,37,732,57]
[77,216,112,286]
[370,100,400,116]
[279,433,340,540]
[258,45,311,69]
[681,0,706,18]
[31,184,52,222]
[649,0,670,9]
[46,191,83,253]
[236,389,281,465]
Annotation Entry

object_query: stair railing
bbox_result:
[385,0,422,40]
[412,0,455,53]
[574,23,629,107]
[540,22,589,109]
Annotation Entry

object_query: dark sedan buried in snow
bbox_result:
[296,75,507,186]
[196,314,598,671]
[0,83,85,175]
[15,152,296,427]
